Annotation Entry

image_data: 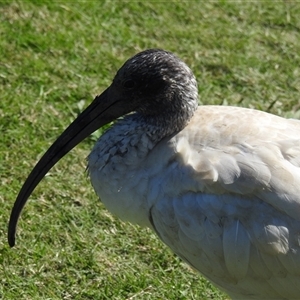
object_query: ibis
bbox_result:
[8,49,300,299]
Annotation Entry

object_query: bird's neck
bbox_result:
[87,115,170,227]
[88,114,169,182]
[116,113,180,144]
[87,109,198,227]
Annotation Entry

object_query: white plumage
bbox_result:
[8,49,300,299]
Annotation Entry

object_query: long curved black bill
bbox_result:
[8,87,128,247]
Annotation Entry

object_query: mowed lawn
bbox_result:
[1,1,300,299]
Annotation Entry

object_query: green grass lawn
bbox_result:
[1,1,300,299]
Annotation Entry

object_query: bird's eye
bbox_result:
[123,79,136,89]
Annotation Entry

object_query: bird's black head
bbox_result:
[110,49,198,124]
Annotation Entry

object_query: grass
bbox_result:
[1,1,300,299]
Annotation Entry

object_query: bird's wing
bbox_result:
[169,105,300,220]
[146,106,300,298]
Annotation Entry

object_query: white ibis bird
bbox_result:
[8,49,300,299]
